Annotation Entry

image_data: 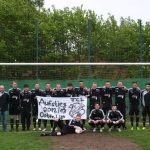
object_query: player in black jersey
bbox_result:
[31,83,44,131]
[9,81,21,131]
[42,83,53,131]
[75,81,88,128]
[101,81,113,115]
[114,81,128,129]
[89,83,100,111]
[64,83,75,125]
[20,84,32,131]
[107,105,124,132]
[128,82,141,130]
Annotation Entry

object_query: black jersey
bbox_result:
[31,89,44,107]
[128,88,141,106]
[74,87,88,97]
[64,89,75,97]
[69,119,83,129]
[9,88,21,107]
[20,91,32,112]
[43,89,53,97]
[101,87,113,105]
[114,87,128,107]
[89,88,100,102]
[52,89,65,97]
[107,110,123,121]
[89,109,105,121]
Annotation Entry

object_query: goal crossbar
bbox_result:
[0,63,149,66]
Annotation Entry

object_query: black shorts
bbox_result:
[9,105,20,115]
[102,104,111,114]
[117,106,126,119]
[142,106,150,117]
[32,106,38,116]
[129,105,139,116]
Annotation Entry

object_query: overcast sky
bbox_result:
[44,0,149,23]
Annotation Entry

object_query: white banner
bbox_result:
[37,96,87,120]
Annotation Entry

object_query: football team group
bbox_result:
[0,80,150,136]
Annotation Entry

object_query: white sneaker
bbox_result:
[38,128,42,131]
[83,127,87,131]
[100,128,104,133]
[42,128,46,132]
[108,128,112,132]
[118,128,121,132]
[57,132,62,136]
[33,128,36,131]
[93,128,96,132]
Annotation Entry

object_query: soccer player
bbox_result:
[107,105,124,132]
[114,81,128,129]
[9,81,21,131]
[89,82,100,111]
[31,83,44,131]
[0,85,9,132]
[128,82,141,130]
[101,81,113,115]
[50,114,84,136]
[43,82,53,131]
[20,84,32,131]
[141,83,150,130]
[89,102,105,133]
[52,83,65,97]
[75,81,88,128]
[64,83,75,125]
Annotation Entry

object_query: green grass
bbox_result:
[0,124,150,150]
[0,131,50,150]
[112,128,150,150]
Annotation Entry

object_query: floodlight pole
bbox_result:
[36,17,39,80]
[87,18,92,78]
[139,20,143,78]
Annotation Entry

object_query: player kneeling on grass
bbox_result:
[107,105,124,132]
[50,114,84,136]
[89,102,105,133]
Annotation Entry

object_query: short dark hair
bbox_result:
[76,114,81,117]
[45,82,50,85]
[94,102,100,106]
[79,81,83,83]
[67,83,73,87]
[132,81,137,84]
[24,84,29,88]
[112,104,117,107]
[145,83,150,86]
[35,82,39,85]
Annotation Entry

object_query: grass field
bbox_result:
[0,124,150,150]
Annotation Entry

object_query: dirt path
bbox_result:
[43,132,142,150]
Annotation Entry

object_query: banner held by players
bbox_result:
[37,96,87,120]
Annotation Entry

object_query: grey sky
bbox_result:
[44,0,149,23]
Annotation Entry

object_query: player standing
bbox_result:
[42,82,53,131]
[9,81,21,131]
[75,81,88,129]
[20,84,32,131]
[114,81,128,129]
[89,82,100,111]
[101,81,113,115]
[31,83,44,131]
[128,82,141,130]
